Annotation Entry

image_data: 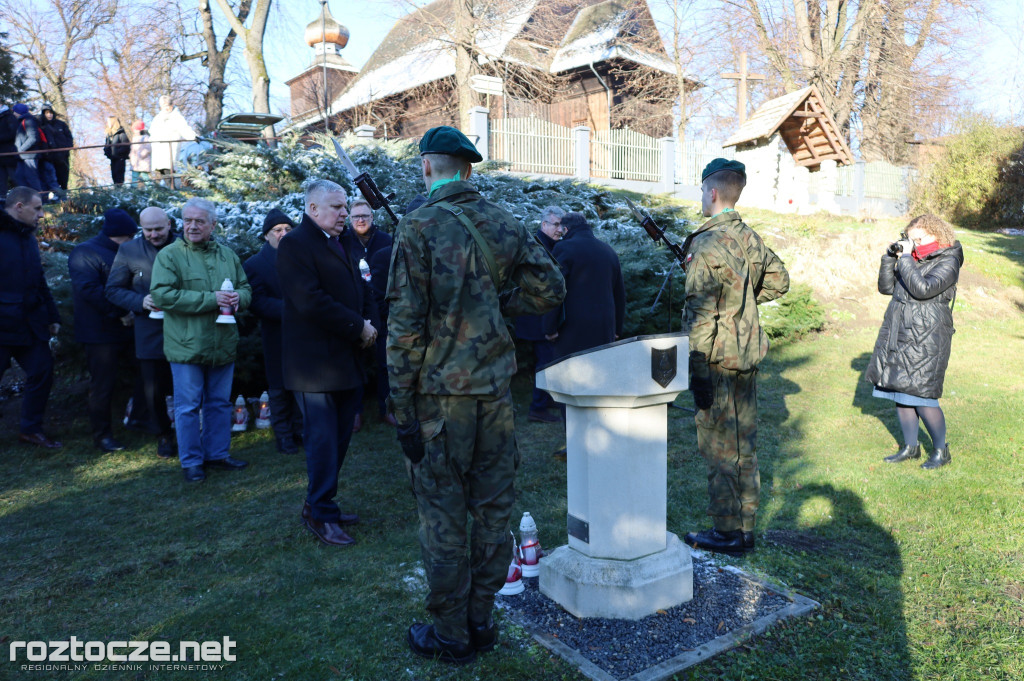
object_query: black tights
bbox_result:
[896,405,946,449]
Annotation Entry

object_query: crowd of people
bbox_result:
[0,96,198,200]
[0,119,964,665]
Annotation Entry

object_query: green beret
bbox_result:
[419,126,483,163]
[701,158,746,183]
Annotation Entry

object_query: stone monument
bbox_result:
[536,332,692,620]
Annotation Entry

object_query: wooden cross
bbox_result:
[722,52,765,125]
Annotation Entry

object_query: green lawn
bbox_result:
[2,222,1022,680]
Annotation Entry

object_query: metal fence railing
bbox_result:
[676,139,734,186]
[835,161,915,200]
[590,128,662,182]
[489,117,574,175]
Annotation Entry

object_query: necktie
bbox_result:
[329,235,347,260]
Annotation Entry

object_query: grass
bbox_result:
[2,220,1023,680]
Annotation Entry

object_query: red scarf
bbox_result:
[912,241,942,261]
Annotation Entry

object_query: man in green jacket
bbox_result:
[388,127,565,664]
[682,159,789,555]
[151,197,252,483]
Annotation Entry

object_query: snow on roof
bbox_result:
[333,0,538,111]
[549,0,674,74]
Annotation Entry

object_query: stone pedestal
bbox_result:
[536,333,693,620]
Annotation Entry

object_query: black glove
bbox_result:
[689,351,714,411]
[397,420,425,464]
[886,241,902,258]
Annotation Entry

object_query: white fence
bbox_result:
[485,116,915,216]
[489,118,574,175]
[676,139,735,186]
[590,128,662,182]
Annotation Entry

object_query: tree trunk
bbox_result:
[454,0,479,131]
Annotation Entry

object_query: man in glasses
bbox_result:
[514,206,565,423]
[342,199,394,429]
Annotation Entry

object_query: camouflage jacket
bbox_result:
[683,211,789,371]
[386,181,566,424]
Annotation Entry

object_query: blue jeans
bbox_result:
[170,362,234,468]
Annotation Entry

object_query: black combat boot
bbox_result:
[920,445,951,470]
[884,443,920,463]
[469,616,497,652]
[684,528,745,555]
[407,623,475,665]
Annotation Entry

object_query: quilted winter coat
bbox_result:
[865,242,964,399]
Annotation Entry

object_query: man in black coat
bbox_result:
[69,208,141,452]
[543,212,625,359]
[342,198,394,430]
[244,207,302,454]
[0,186,62,448]
[514,205,565,422]
[105,206,179,458]
[277,179,378,547]
[40,104,73,191]
[0,105,19,201]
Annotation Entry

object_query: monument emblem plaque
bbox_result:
[651,346,677,388]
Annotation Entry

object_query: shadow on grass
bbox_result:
[848,351,918,451]
[687,351,912,680]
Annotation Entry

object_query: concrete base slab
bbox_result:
[539,533,693,620]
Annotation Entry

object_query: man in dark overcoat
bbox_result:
[514,205,565,422]
[277,179,378,547]
[68,208,141,452]
[0,186,62,448]
[341,199,394,431]
[244,207,303,454]
[542,212,625,359]
[105,206,179,458]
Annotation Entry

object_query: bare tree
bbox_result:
[741,0,976,162]
[0,0,117,117]
[212,0,273,119]
[192,0,252,132]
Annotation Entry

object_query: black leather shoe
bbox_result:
[742,532,755,550]
[407,623,475,665]
[18,432,63,449]
[301,502,358,526]
[884,444,921,463]
[205,456,248,471]
[469,617,497,652]
[304,518,355,546]
[684,528,745,555]
[182,466,205,483]
[96,436,126,453]
[157,436,175,459]
[921,445,951,469]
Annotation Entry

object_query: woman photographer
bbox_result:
[866,214,963,469]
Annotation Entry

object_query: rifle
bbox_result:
[625,198,692,267]
[331,137,400,226]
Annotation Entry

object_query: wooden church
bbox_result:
[286,0,695,138]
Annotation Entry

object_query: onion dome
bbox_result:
[305,3,349,49]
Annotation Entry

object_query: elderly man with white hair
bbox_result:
[106,206,180,459]
[277,179,378,546]
[150,198,252,483]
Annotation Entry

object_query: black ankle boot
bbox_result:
[884,444,920,463]
[920,445,951,469]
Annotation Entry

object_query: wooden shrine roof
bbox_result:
[722,86,853,168]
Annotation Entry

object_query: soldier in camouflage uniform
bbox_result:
[386,127,566,664]
[682,158,789,555]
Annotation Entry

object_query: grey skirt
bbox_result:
[872,387,940,407]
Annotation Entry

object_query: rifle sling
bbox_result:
[434,201,502,290]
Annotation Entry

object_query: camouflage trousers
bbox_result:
[695,366,759,533]
[407,390,519,644]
